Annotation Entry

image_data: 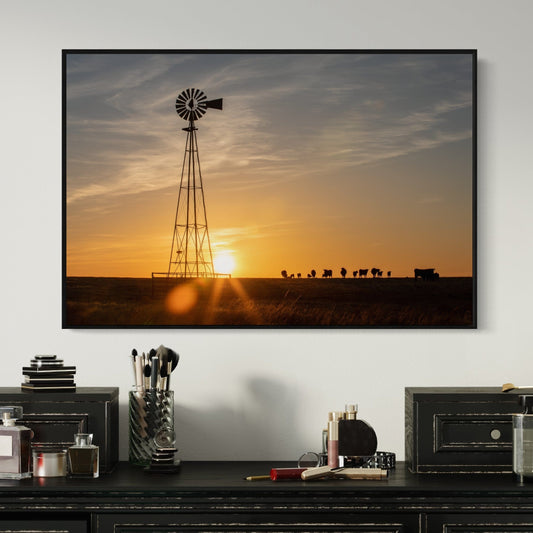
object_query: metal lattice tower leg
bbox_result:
[167,121,214,278]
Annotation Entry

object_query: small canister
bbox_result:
[32,449,68,477]
[513,395,533,483]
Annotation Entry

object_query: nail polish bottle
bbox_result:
[67,433,99,478]
[0,406,33,479]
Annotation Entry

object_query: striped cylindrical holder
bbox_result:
[128,388,175,466]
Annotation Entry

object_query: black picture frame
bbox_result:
[63,49,476,329]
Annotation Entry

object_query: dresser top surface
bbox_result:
[0,461,532,497]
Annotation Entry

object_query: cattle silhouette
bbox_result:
[387,271,391,278]
[371,267,380,278]
[340,267,347,278]
[297,273,301,278]
[414,268,439,280]
[358,268,368,278]
[311,269,316,278]
[353,271,358,278]
[281,270,288,279]
[322,269,333,278]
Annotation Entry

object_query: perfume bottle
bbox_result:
[67,433,99,478]
[513,395,533,483]
[0,406,33,479]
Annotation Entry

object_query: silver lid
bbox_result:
[0,406,23,425]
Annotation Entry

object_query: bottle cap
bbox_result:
[345,403,358,419]
[74,433,93,446]
[0,406,23,425]
[519,395,533,414]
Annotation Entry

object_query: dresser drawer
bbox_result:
[426,513,533,531]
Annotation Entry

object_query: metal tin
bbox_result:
[32,449,67,477]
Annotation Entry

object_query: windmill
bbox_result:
[167,89,223,278]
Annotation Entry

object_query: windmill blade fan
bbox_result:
[175,89,222,121]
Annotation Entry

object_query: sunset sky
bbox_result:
[66,52,473,278]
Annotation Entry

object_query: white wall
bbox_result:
[1,0,532,462]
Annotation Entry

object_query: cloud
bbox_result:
[210,220,300,246]
[66,52,473,205]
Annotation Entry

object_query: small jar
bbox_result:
[32,449,67,477]
[67,433,99,478]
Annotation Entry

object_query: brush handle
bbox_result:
[134,356,143,390]
[300,466,333,480]
[165,360,173,391]
[333,468,387,480]
[151,357,159,390]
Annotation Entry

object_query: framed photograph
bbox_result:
[63,50,476,328]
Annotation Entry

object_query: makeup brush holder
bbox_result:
[128,389,175,466]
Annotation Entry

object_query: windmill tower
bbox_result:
[167,89,223,278]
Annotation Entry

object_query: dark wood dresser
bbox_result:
[1,461,533,532]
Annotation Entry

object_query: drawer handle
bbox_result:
[490,428,502,440]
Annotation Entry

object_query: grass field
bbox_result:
[64,276,474,327]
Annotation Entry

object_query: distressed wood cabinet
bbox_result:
[2,462,533,532]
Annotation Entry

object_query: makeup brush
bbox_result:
[132,349,143,390]
[160,364,168,391]
[165,359,173,391]
[131,349,138,385]
[502,383,533,392]
[151,356,159,391]
[168,349,180,371]
[143,364,151,391]
[158,348,168,382]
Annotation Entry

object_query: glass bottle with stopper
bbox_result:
[513,395,533,483]
[0,406,33,479]
[67,433,99,478]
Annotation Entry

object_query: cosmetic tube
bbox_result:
[270,467,307,480]
[327,411,341,468]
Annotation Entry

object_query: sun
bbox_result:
[213,251,236,275]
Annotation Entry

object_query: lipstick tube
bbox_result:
[327,411,341,468]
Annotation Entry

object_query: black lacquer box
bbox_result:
[0,387,119,473]
[405,387,527,473]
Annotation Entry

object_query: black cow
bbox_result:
[359,268,368,278]
[414,268,439,280]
